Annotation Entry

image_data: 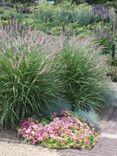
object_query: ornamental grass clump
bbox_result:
[0,42,62,128]
[0,50,63,128]
[55,38,106,111]
[0,26,64,128]
[18,111,98,149]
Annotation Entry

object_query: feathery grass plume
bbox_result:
[54,37,106,111]
[0,24,64,128]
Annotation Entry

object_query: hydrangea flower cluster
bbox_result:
[18,111,98,149]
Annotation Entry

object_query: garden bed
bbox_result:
[0,0,116,152]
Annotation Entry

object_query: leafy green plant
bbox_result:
[18,111,98,149]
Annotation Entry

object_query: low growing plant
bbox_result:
[18,111,98,149]
[76,110,99,128]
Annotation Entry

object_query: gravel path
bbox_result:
[0,141,58,156]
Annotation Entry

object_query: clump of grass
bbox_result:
[76,110,99,128]
[0,45,62,128]
[55,39,106,111]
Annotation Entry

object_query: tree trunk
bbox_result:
[111,1,117,63]
[115,1,117,31]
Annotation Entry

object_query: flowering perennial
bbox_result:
[18,111,98,149]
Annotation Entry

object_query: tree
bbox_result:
[111,0,117,62]
[115,1,117,30]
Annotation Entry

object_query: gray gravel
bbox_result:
[0,141,59,156]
